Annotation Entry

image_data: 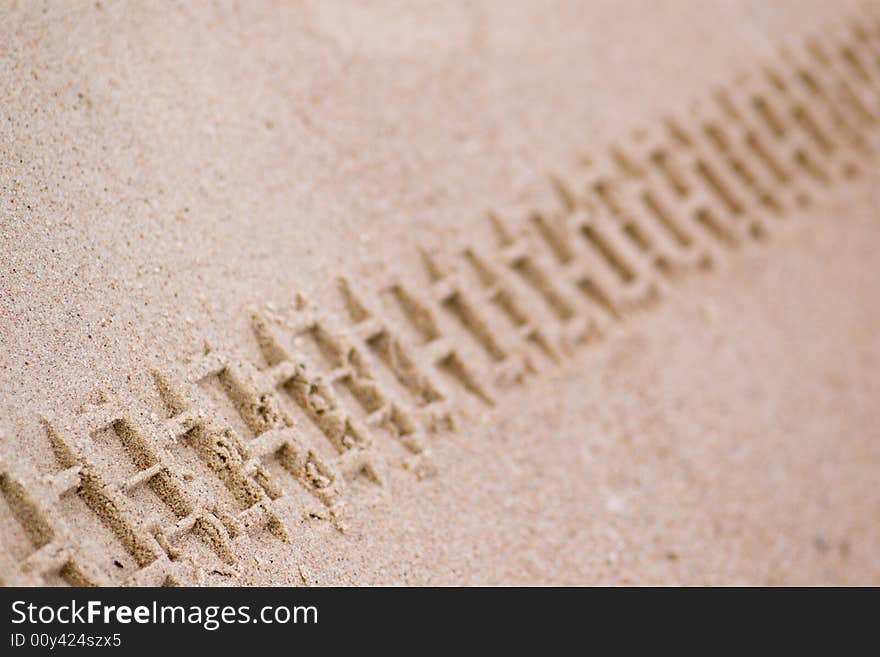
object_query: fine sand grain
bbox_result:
[1,0,879,585]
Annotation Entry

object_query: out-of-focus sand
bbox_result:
[1,1,878,585]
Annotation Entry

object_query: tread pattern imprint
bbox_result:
[2,11,880,585]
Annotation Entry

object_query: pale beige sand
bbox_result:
[1,1,879,585]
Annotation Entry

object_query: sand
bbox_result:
[1,0,879,585]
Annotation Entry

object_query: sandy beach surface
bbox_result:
[1,0,878,585]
